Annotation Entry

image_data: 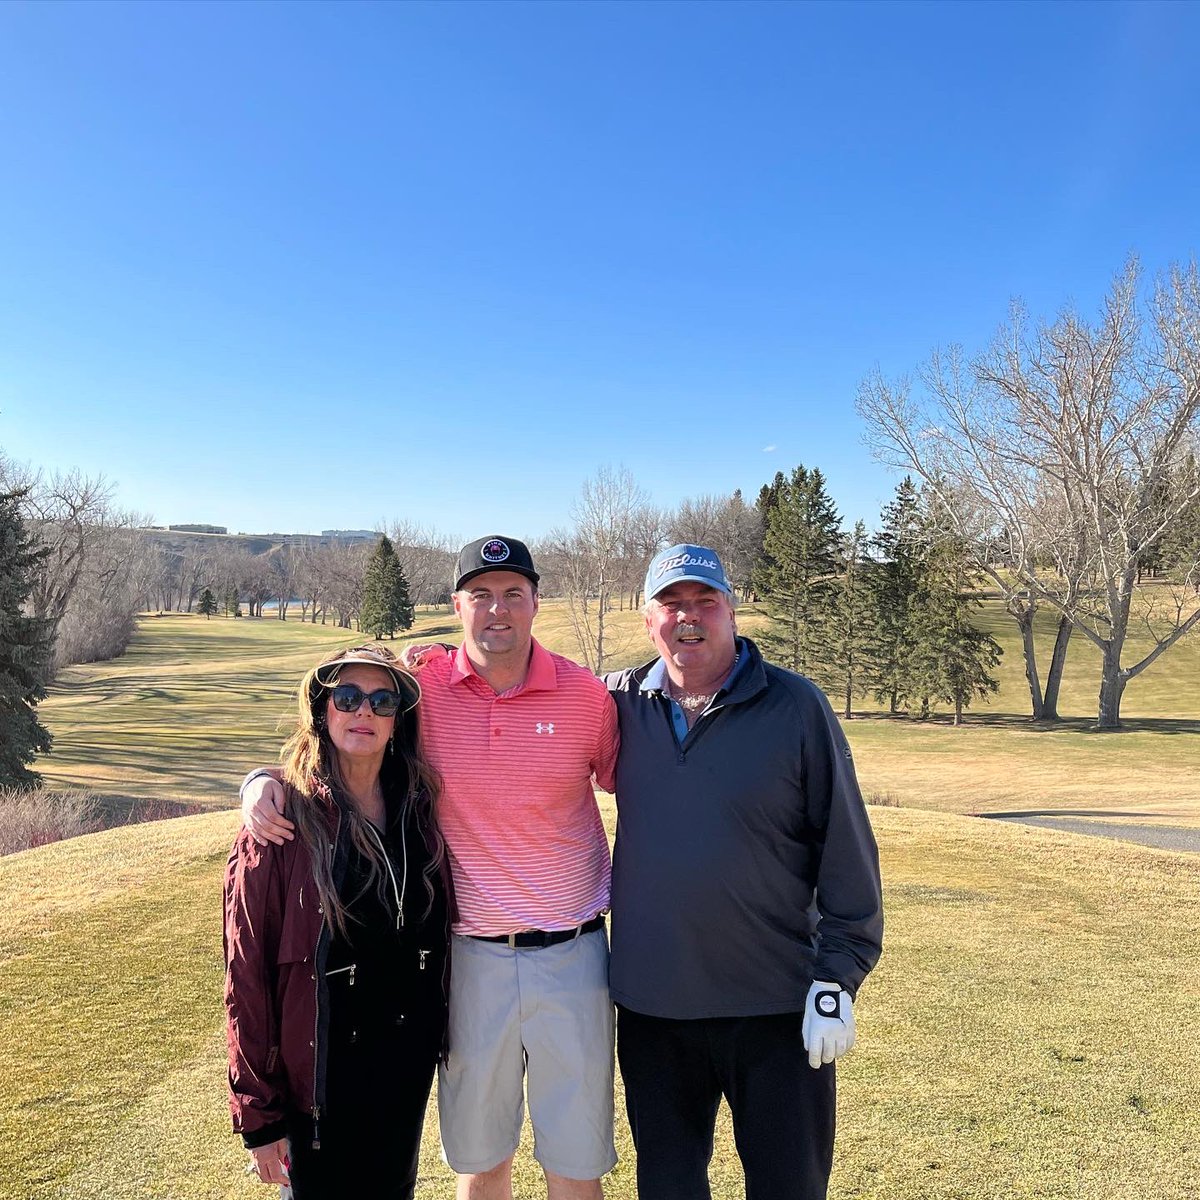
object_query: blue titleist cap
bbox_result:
[644,544,732,601]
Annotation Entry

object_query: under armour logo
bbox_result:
[535,722,555,735]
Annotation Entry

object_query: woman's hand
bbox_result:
[249,1137,290,1186]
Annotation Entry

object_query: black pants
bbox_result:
[617,1006,836,1200]
[284,1056,437,1200]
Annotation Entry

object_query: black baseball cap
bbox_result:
[454,535,540,592]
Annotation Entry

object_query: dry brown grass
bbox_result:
[10,603,1197,1197]
[3,804,1197,1200]
[37,601,1198,826]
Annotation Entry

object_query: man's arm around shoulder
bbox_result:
[240,768,292,846]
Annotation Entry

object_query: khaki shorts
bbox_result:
[438,927,617,1180]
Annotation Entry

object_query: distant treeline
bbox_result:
[2,264,1199,751]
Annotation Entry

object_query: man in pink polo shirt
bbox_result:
[240,535,619,1200]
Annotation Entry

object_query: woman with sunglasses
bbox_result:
[224,644,451,1199]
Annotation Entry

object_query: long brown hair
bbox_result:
[279,644,444,937]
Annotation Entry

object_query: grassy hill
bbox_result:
[6,603,1196,1198]
[2,801,1197,1200]
[37,599,1200,820]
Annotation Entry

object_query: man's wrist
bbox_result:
[239,767,275,799]
[812,974,853,998]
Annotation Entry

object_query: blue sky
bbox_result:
[2,1,1198,541]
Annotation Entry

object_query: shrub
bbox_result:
[866,791,903,808]
[0,789,207,856]
[0,786,101,855]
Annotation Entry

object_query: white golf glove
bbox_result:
[802,980,856,1069]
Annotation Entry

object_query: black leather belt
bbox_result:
[470,914,606,949]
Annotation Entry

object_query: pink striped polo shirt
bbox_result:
[416,638,618,936]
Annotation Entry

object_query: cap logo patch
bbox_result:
[655,551,720,578]
[481,539,511,563]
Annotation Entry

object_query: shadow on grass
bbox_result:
[977,809,1175,820]
[849,712,1200,735]
[409,624,458,639]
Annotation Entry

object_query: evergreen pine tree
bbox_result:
[866,477,923,713]
[360,536,413,639]
[1159,453,1200,588]
[198,587,218,619]
[827,521,875,719]
[753,471,788,596]
[394,558,414,631]
[754,465,841,681]
[0,487,55,787]
[907,492,1002,724]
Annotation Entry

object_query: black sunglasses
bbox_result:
[329,683,406,717]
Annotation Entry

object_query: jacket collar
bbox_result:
[634,637,768,706]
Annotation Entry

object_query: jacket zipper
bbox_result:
[326,963,356,985]
[365,819,406,930]
[680,701,726,758]
[312,889,324,1149]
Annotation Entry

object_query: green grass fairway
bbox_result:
[3,803,1197,1200]
[37,601,1200,821]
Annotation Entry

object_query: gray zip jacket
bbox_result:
[603,638,883,1019]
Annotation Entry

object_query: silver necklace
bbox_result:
[666,677,717,714]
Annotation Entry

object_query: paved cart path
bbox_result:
[981,811,1200,854]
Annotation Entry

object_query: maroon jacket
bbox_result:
[223,786,452,1148]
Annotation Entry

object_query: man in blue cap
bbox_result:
[602,543,883,1200]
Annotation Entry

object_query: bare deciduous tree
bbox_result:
[324,541,372,629]
[386,520,456,609]
[667,494,725,548]
[621,504,668,608]
[666,491,763,601]
[0,463,156,670]
[550,466,648,672]
[175,540,213,613]
[269,546,301,620]
[19,470,114,627]
[858,260,1200,728]
[232,550,275,618]
[53,513,157,666]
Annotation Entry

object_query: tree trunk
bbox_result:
[1096,641,1127,729]
[843,680,851,721]
[596,586,607,672]
[1041,616,1073,722]
[1015,607,1046,720]
[954,693,963,726]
